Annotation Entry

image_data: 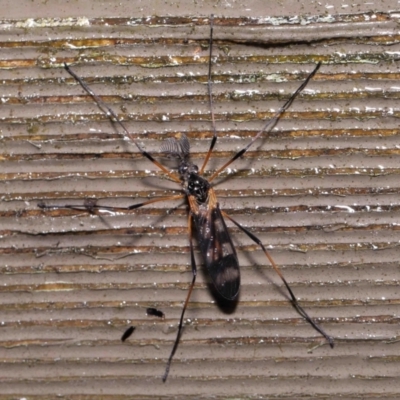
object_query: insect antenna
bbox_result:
[208,62,321,182]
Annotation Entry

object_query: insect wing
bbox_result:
[194,205,240,300]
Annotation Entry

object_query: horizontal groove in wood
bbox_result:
[1,7,400,398]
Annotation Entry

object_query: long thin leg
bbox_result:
[209,63,321,183]
[64,64,181,184]
[222,210,334,348]
[38,194,184,213]
[199,14,218,174]
[162,213,197,382]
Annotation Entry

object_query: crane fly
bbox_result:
[39,15,334,382]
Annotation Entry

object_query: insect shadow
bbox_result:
[39,15,333,382]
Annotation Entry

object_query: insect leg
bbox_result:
[222,210,334,348]
[162,213,197,382]
[38,194,184,213]
[64,63,181,184]
[209,63,321,182]
[199,14,217,174]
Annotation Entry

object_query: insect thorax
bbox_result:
[160,133,211,204]
[179,161,210,204]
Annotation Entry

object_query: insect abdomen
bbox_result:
[193,205,240,300]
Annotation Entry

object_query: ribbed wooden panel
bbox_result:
[1,2,400,399]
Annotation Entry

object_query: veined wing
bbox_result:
[193,204,240,300]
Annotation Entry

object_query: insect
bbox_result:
[121,326,135,342]
[147,307,165,319]
[39,15,333,382]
